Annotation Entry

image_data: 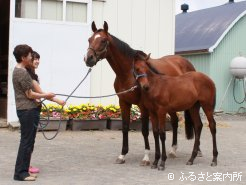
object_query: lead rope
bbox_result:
[40,68,92,140]
[40,68,138,140]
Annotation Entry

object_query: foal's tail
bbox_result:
[184,110,194,140]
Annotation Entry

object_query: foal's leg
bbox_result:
[158,111,167,171]
[149,113,160,169]
[168,112,178,158]
[139,106,150,166]
[202,105,218,166]
[187,105,203,165]
[116,101,131,164]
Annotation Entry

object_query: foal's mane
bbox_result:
[146,62,164,75]
[134,51,165,75]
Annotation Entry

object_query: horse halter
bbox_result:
[87,41,109,63]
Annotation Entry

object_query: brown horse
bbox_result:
[84,21,196,165]
[133,53,218,170]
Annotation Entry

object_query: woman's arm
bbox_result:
[32,80,65,106]
[25,89,55,100]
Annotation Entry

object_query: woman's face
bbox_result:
[32,58,40,69]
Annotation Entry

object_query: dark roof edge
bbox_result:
[175,49,210,55]
[209,9,246,52]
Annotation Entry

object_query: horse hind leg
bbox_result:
[202,104,218,166]
[168,112,178,158]
[184,109,203,157]
[187,103,203,165]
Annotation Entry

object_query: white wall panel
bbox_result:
[90,0,175,105]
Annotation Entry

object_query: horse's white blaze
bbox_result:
[94,34,101,40]
[143,149,150,161]
[118,154,125,160]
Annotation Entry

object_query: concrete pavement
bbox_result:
[0,120,245,185]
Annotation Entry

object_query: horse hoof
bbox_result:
[115,158,125,164]
[158,166,165,171]
[168,151,177,158]
[197,151,203,157]
[151,164,157,169]
[211,162,217,166]
[140,160,150,166]
[186,161,193,165]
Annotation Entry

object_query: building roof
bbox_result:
[175,1,246,54]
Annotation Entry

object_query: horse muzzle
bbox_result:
[142,84,149,92]
[85,57,97,67]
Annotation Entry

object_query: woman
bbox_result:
[26,51,65,174]
[13,44,55,181]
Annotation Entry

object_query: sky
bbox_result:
[176,0,245,14]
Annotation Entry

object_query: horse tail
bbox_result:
[184,110,194,140]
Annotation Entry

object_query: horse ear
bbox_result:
[146,53,151,60]
[91,21,97,32]
[103,21,108,33]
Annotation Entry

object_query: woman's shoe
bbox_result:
[14,175,36,181]
[29,166,40,173]
[23,176,36,181]
[29,173,38,178]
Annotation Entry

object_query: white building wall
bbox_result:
[90,0,175,105]
[8,0,92,123]
[7,0,175,123]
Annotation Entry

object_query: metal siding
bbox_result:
[210,15,246,112]
[182,15,246,112]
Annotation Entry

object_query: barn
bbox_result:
[175,0,246,113]
[0,0,175,125]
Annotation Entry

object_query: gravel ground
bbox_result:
[0,117,245,185]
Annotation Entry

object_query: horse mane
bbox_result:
[110,34,146,60]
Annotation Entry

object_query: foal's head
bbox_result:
[84,21,110,67]
[133,52,151,91]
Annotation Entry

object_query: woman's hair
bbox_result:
[32,51,40,60]
[13,44,33,63]
[26,50,40,82]
[26,68,39,82]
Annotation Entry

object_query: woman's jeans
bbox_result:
[14,108,40,180]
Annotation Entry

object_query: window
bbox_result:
[66,1,87,23]
[15,0,89,23]
[15,0,38,19]
[41,0,63,21]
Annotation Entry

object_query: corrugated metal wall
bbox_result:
[90,0,175,105]
[182,14,246,112]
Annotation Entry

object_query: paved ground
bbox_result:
[0,119,245,185]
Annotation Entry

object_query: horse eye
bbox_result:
[101,39,107,44]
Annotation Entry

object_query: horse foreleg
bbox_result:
[168,112,178,158]
[158,111,167,171]
[139,106,150,166]
[149,112,160,169]
[115,101,131,164]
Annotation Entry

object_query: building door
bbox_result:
[0,1,10,122]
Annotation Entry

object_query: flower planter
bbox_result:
[38,118,68,131]
[108,119,122,130]
[71,119,108,131]
[108,119,152,131]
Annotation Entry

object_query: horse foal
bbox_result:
[133,54,218,170]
